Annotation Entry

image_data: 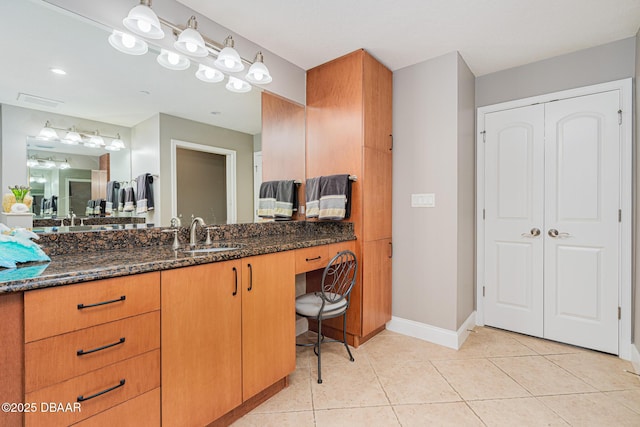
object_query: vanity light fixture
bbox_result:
[26,157,39,168]
[88,131,105,147]
[37,121,58,140]
[42,159,56,169]
[58,159,71,170]
[226,76,251,93]
[50,68,67,75]
[195,64,224,83]
[108,29,148,55]
[245,52,272,84]
[174,16,208,57]
[62,127,82,145]
[105,134,126,151]
[214,36,244,72]
[123,0,164,39]
[157,49,191,70]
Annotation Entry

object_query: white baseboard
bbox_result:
[631,343,640,374]
[386,311,477,350]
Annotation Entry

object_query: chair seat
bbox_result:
[295,292,347,318]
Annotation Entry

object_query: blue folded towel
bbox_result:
[0,228,50,269]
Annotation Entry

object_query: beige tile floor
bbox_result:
[232,327,640,426]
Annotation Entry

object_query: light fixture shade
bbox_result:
[42,159,55,169]
[59,160,71,170]
[246,52,272,84]
[214,36,244,72]
[175,18,208,57]
[89,134,105,146]
[123,2,164,39]
[105,136,125,151]
[62,130,82,145]
[195,64,224,83]
[157,49,190,70]
[226,76,251,93]
[37,121,58,140]
[26,158,39,167]
[108,30,148,55]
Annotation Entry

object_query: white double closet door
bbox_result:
[483,90,621,354]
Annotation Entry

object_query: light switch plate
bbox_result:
[411,193,435,208]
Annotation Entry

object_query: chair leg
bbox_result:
[342,313,354,362]
[317,318,323,384]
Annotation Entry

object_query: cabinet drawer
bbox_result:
[73,388,160,427]
[25,311,160,392]
[295,246,329,274]
[25,350,160,427]
[326,241,356,257]
[25,272,160,342]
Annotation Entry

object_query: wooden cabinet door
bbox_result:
[161,262,242,427]
[363,51,393,153]
[362,238,393,336]
[241,251,296,401]
[363,147,392,241]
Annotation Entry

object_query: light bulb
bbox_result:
[253,71,264,81]
[225,58,235,69]
[122,33,136,48]
[233,79,242,90]
[168,52,179,65]
[205,68,215,79]
[137,20,151,33]
[186,42,197,53]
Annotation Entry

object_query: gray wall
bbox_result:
[392,52,475,332]
[158,113,255,225]
[476,37,636,107]
[635,28,640,358]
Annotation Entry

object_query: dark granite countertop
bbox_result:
[0,233,355,294]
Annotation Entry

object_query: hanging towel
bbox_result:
[118,186,126,212]
[305,177,321,218]
[319,174,351,220]
[86,200,95,216]
[50,195,58,215]
[135,173,154,214]
[105,181,115,214]
[274,180,296,219]
[257,181,278,218]
[123,187,135,212]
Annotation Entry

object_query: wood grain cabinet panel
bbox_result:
[161,261,243,427]
[241,251,296,401]
[25,311,160,392]
[25,350,160,427]
[362,239,393,336]
[24,272,160,342]
[295,246,329,274]
[73,388,160,427]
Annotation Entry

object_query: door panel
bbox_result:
[544,91,620,354]
[484,104,544,337]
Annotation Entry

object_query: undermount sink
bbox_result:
[182,247,240,254]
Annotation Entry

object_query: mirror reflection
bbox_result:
[0,0,268,228]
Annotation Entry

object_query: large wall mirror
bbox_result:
[0,0,304,228]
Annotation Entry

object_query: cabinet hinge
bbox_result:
[482,286,485,297]
[481,131,486,143]
[619,209,622,223]
[618,306,621,320]
[618,110,622,125]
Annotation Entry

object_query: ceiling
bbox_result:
[177,0,640,75]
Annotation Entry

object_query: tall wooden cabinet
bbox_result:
[306,49,393,345]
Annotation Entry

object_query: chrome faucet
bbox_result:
[189,217,205,248]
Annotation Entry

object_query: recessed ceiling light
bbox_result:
[50,68,67,75]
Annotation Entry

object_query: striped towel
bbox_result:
[257,181,277,218]
[319,174,350,220]
[305,177,321,218]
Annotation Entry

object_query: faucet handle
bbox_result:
[163,228,181,251]
[205,226,219,245]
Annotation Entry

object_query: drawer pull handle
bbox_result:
[305,256,322,262]
[247,263,253,291]
[77,337,126,356]
[77,379,125,402]
[77,295,126,310]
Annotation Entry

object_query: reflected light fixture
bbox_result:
[108,29,148,55]
[195,64,224,83]
[214,36,244,72]
[42,159,56,169]
[246,51,272,84]
[37,121,58,140]
[174,16,208,57]
[123,0,164,39]
[62,127,82,145]
[226,76,251,93]
[59,160,71,170]
[26,157,39,168]
[157,49,190,70]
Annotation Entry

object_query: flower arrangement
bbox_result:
[8,185,30,203]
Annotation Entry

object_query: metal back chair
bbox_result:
[295,250,358,383]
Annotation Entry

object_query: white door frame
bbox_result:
[170,139,237,224]
[476,78,633,360]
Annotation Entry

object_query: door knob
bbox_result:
[548,229,572,238]
[521,228,541,238]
